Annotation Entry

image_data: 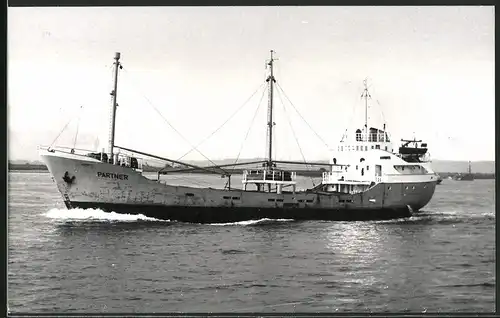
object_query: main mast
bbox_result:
[108,52,122,163]
[266,50,276,169]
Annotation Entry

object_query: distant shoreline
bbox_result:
[8,163,496,179]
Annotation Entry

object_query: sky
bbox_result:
[8,6,495,162]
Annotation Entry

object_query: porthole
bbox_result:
[388,186,392,190]
[405,186,409,190]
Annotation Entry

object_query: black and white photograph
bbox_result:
[7,5,495,313]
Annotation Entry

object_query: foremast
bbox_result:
[108,52,122,164]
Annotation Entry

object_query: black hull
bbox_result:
[458,174,474,181]
[64,201,412,223]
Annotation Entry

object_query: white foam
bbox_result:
[208,218,295,226]
[43,208,167,222]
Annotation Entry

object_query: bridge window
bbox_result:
[394,165,428,174]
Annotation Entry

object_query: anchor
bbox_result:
[62,171,76,185]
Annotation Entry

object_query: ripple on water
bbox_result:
[7,174,496,313]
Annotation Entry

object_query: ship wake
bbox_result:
[208,218,296,226]
[372,210,494,225]
[43,208,168,223]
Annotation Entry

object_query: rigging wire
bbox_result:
[273,117,277,164]
[49,117,74,149]
[176,82,267,162]
[376,99,388,128]
[230,85,267,170]
[120,67,228,175]
[341,82,365,142]
[72,105,84,150]
[341,100,358,142]
[275,82,331,150]
[275,88,316,187]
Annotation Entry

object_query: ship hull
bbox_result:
[458,174,474,181]
[40,151,436,223]
[63,201,412,223]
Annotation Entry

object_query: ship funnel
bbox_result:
[115,52,121,59]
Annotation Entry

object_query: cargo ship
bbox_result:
[39,52,437,223]
[455,161,475,181]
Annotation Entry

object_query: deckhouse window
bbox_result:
[375,145,380,149]
[355,129,362,141]
[365,146,368,151]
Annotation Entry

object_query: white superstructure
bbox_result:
[320,80,437,195]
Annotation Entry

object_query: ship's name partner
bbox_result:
[97,172,128,180]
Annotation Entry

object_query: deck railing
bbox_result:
[39,145,143,170]
[243,170,297,183]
